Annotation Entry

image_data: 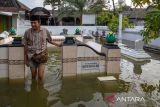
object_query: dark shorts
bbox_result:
[28,53,46,69]
[29,59,46,69]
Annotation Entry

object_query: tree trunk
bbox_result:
[52,9,56,26]
[80,10,83,25]
[112,0,116,15]
[74,17,76,25]
[80,14,82,25]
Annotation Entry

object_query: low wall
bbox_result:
[0,37,25,79]
[62,36,121,76]
[97,26,160,50]
[16,20,160,50]
[17,25,100,36]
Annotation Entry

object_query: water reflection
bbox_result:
[0,79,48,107]
[51,75,107,107]
[25,81,48,107]
[0,48,160,107]
[44,47,62,107]
[121,56,151,75]
[60,76,101,105]
[120,55,160,107]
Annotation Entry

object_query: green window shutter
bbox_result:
[2,16,7,31]
[0,15,2,32]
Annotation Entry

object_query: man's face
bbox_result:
[31,20,40,30]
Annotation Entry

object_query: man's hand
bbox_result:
[58,42,63,47]
[49,41,63,47]
[25,60,29,67]
[24,53,29,67]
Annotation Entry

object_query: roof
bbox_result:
[123,8,146,19]
[123,6,155,19]
[17,1,30,11]
[0,0,30,12]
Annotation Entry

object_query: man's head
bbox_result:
[30,15,41,30]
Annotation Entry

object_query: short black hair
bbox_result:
[30,15,41,22]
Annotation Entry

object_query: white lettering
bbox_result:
[115,97,145,102]
[116,97,122,102]
[140,97,145,102]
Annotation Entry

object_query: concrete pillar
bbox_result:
[8,46,25,79]
[102,45,121,75]
[62,37,77,76]
[0,47,8,78]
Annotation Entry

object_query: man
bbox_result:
[23,15,62,81]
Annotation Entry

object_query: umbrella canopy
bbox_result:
[30,7,50,17]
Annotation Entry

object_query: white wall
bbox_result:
[17,20,160,48]
[16,19,30,35]
[82,14,96,25]
[18,25,99,36]
[43,26,98,35]
[17,20,101,36]
[151,38,160,47]
[12,14,18,30]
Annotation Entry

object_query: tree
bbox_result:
[44,0,107,25]
[132,0,151,7]
[89,0,107,14]
[112,0,116,15]
[64,0,107,25]
[108,15,132,33]
[132,0,160,43]
[122,5,132,11]
[141,10,160,43]
[64,0,87,25]
[96,11,112,25]
[97,11,133,33]
[43,0,62,25]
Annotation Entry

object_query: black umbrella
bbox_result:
[30,7,50,17]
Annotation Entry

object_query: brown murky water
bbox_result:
[0,48,160,107]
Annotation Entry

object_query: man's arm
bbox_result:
[48,41,63,47]
[22,31,29,66]
[46,30,63,47]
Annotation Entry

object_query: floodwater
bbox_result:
[0,47,160,107]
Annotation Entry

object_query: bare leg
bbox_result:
[38,64,45,81]
[30,67,37,80]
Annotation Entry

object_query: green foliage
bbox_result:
[141,10,160,43]
[89,0,106,14]
[108,15,133,33]
[97,11,133,33]
[132,0,151,7]
[118,80,130,93]
[96,12,112,25]
[141,83,156,93]
[108,16,119,33]
[132,0,160,43]
[140,81,160,95]
[44,0,107,25]
[64,0,87,12]
[64,0,106,24]
[132,0,160,8]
